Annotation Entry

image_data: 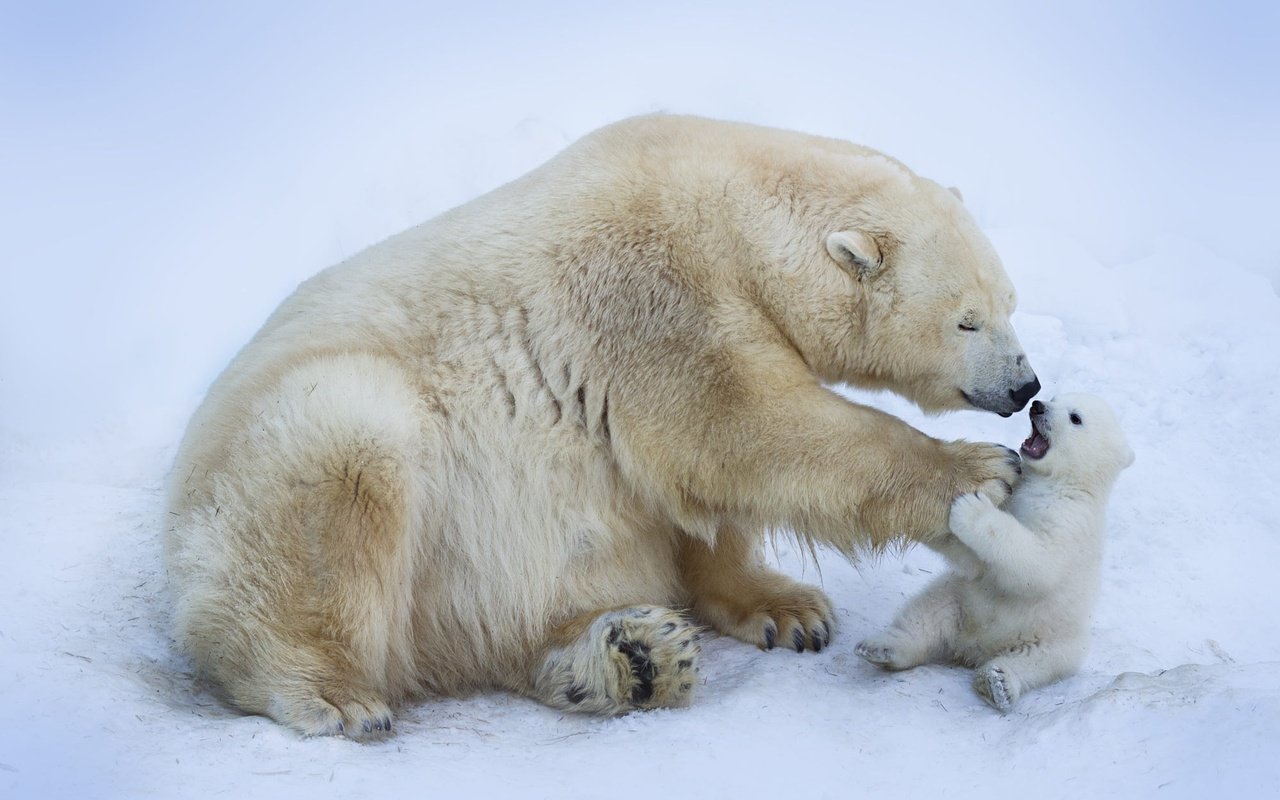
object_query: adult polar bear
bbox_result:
[166,114,1039,737]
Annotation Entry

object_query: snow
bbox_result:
[2,3,1278,798]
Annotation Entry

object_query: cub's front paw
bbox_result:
[948,492,998,538]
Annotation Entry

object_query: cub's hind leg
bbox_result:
[530,606,702,715]
[680,525,835,653]
[856,578,963,671]
[169,353,433,738]
[973,638,1086,712]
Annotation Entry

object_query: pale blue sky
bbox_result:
[2,1,1277,447]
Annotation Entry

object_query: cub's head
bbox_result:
[1018,393,1134,486]
[818,174,1039,416]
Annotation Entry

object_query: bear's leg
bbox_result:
[973,639,1085,712]
[679,525,835,652]
[529,606,702,714]
[172,355,428,739]
[855,579,962,670]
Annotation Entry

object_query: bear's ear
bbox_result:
[825,230,884,279]
[948,186,964,202]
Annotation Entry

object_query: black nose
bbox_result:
[1009,377,1041,410]
[1030,400,1046,416]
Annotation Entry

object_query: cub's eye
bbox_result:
[1070,413,1083,425]
[958,322,977,332]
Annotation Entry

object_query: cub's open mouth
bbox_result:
[1021,416,1050,460]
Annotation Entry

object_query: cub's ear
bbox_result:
[948,186,964,202]
[825,230,883,279]
[1120,444,1136,470]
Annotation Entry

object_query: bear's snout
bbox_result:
[1009,377,1041,411]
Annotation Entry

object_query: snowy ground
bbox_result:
[3,3,1279,799]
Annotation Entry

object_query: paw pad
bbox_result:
[975,665,1014,712]
[855,639,897,667]
[542,607,702,715]
[605,610,701,712]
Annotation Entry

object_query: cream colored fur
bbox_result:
[856,394,1133,711]
[165,114,1037,737]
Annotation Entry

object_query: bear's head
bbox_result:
[604,117,1039,416]
[1018,393,1134,486]
[818,174,1040,416]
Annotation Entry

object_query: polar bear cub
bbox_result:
[856,393,1133,711]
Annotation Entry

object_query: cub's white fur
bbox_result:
[166,114,1039,737]
[857,393,1133,711]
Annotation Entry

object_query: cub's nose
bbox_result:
[1009,377,1041,410]
[1030,399,1046,416]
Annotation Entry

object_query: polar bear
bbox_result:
[165,114,1039,737]
[856,394,1132,711]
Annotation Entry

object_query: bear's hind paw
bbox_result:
[267,689,394,741]
[536,606,702,715]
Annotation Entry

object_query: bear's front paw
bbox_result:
[690,569,835,654]
[948,441,1022,508]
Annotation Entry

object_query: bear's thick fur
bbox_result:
[166,114,1038,737]
[856,394,1132,711]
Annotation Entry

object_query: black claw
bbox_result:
[383,716,393,732]
[763,624,777,650]
[679,682,692,693]
[336,721,345,734]
[811,630,824,652]
[677,658,693,670]
[566,685,588,705]
[362,720,373,733]
[659,621,677,634]
[792,628,805,653]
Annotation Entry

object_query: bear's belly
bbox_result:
[404,383,686,693]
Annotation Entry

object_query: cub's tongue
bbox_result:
[1021,430,1049,459]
